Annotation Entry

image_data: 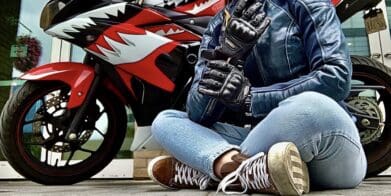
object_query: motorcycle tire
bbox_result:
[0,81,127,184]
[350,55,391,177]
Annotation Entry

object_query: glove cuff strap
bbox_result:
[243,87,252,116]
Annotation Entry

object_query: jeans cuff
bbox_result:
[204,144,241,181]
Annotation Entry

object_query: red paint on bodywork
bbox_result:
[115,68,136,97]
[21,62,95,109]
[117,43,177,93]
[331,0,343,6]
[86,16,178,95]
[102,79,128,104]
[86,23,146,55]
[174,0,226,16]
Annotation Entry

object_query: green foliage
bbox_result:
[0,1,21,161]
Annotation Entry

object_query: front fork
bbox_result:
[65,64,102,141]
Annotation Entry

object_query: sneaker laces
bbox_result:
[217,152,271,194]
[174,161,210,190]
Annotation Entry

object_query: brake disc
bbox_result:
[347,97,384,144]
[31,94,94,153]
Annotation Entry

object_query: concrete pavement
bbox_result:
[0,175,390,195]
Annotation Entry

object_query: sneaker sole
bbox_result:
[147,155,177,190]
[268,142,310,195]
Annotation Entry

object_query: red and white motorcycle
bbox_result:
[0,0,390,184]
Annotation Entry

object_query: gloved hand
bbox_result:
[198,60,251,112]
[201,0,271,62]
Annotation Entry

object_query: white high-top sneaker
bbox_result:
[217,142,310,195]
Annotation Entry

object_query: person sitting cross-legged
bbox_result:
[148,0,367,195]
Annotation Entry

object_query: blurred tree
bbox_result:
[0,1,20,108]
[0,0,21,160]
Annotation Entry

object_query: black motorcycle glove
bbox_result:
[201,0,271,62]
[198,60,251,112]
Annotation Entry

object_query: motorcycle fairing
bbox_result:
[142,0,225,16]
[124,7,171,25]
[85,21,177,93]
[42,0,217,97]
[115,44,178,93]
[20,62,95,109]
[46,2,129,41]
[45,2,170,47]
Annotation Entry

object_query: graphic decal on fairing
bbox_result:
[86,31,172,64]
[155,28,185,36]
[143,0,192,7]
[143,0,222,16]
[46,2,127,39]
[86,22,177,93]
[146,24,201,41]
[174,0,223,15]
[187,0,220,15]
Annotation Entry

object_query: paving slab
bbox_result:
[0,175,390,196]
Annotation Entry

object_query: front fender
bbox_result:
[21,62,95,109]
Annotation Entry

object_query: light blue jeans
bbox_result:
[151,92,367,189]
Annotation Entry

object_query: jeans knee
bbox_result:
[284,91,335,111]
[277,91,359,140]
[151,109,186,138]
[282,91,351,123]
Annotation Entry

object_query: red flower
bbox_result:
[13,36,42,72]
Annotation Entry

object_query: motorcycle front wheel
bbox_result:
[0,81,127,184]
[350,55,391,177]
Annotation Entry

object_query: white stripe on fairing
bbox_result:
[21,70,68,80]
[46,2,127,39]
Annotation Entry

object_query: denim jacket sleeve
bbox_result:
[249,0,352,117]
[186,10,227,126]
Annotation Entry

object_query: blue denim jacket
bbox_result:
[186,0,352,126]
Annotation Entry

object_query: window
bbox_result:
[342,11,370,56]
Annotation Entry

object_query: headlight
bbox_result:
[40,0,66,30]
